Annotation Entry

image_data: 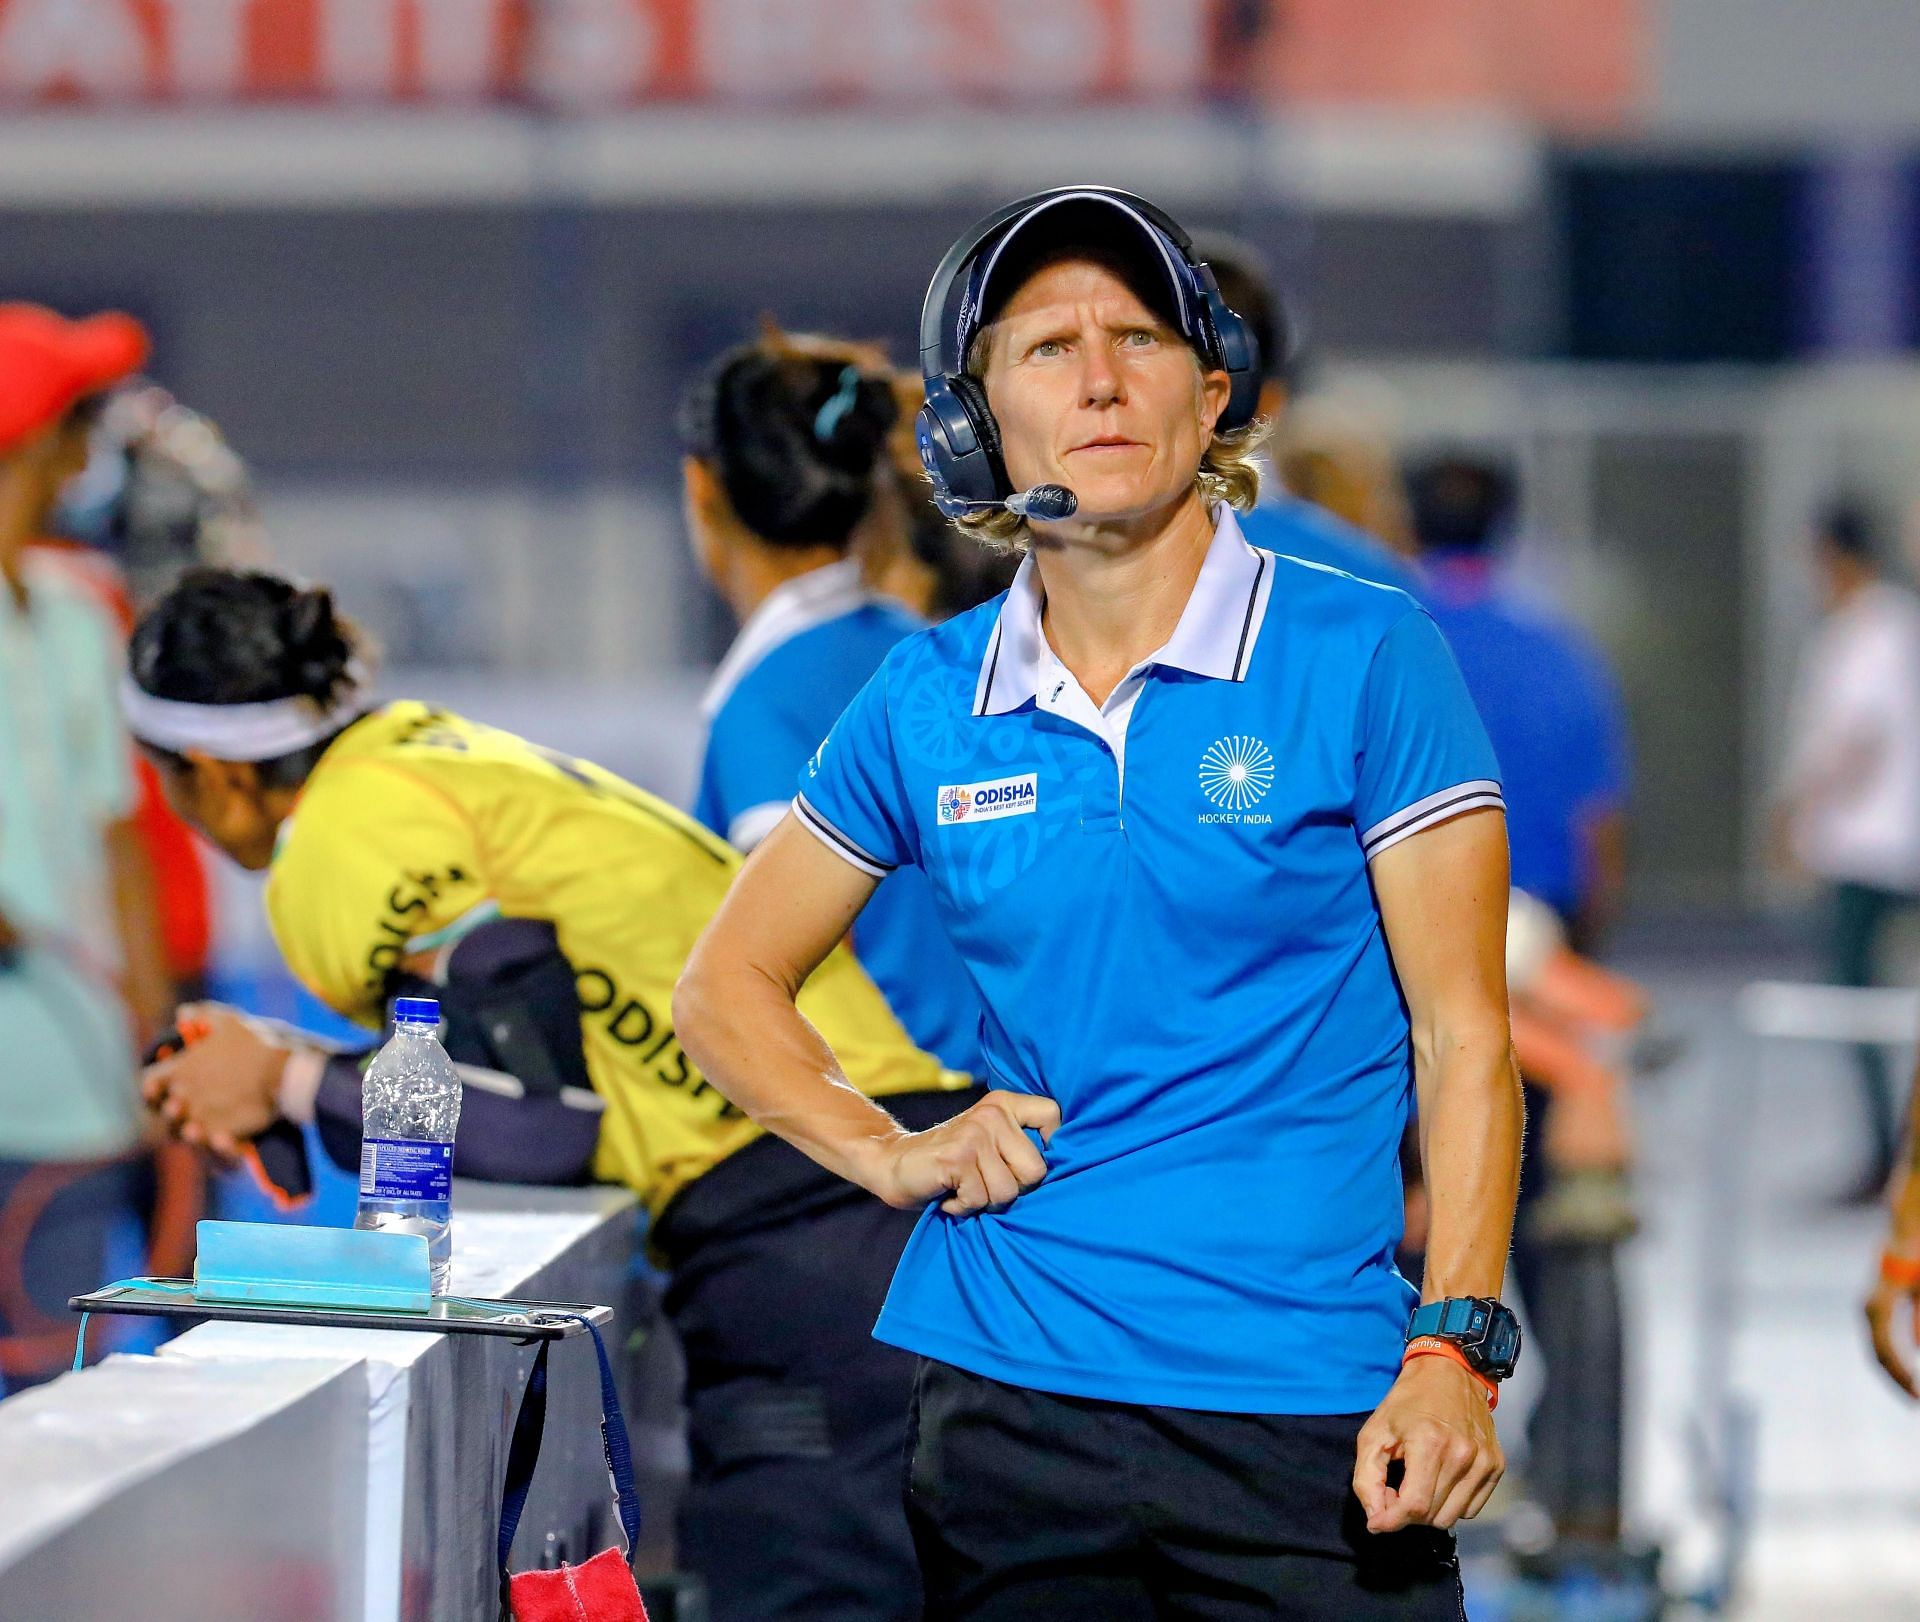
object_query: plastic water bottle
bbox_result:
[355,997,461,1294]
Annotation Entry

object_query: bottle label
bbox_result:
[359,1138,453,1202]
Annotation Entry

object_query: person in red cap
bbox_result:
[0,303,173,1388]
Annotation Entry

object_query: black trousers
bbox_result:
[1829,879,1913,1182]
[653,1089,980,1622]
[1507,1081,1626,1542]
[905,1359,1466,1622]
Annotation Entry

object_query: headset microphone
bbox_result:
[950,484,1079,521]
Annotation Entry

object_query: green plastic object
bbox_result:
[192,1219,434,1313]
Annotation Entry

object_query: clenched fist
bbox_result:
[860,1089,1061,1215]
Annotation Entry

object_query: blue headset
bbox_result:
[916,186,1265,518]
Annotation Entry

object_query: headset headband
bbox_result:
[917,186,1208,382]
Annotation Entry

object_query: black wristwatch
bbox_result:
[1405,1297,1522,1382]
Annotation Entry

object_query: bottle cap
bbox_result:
[393,997,440,1027]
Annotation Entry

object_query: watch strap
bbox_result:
[1402,1337,1498,1408]
[1404,1295,1521,1382]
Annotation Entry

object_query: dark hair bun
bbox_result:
[808,365,897,473]
[682,343,900,551]
[276,585,355,703]
[130,568,367,708]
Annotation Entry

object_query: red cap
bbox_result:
[0,303,149,456]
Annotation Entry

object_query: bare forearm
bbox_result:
[105,820,170,1027]
[674,959,904,1194]
[1416,1032,1524,1301]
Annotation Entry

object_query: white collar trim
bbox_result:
[973,507,1274,717]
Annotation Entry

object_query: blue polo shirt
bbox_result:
[794,508,1503,1413]
[694,560,986,1076]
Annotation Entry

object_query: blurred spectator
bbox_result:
[1190,232,1422,591]
[1777,500,1920,1201]
[1410,455,1631,947]
[680,325,985,1076]
[1408,451,1636,1553]
[0,304,172,1385]
[37,380,264,1005]
[1272,390,1417,556]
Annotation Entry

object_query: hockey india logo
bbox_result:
[1198,735,1275,811]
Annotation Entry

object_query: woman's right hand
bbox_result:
[864,1090,1061,1215]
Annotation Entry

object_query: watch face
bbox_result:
[1480,1311,1522,1378]
[1408,1297,1523,1379]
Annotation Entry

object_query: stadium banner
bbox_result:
[0,0,1640,122]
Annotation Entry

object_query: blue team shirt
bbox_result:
[694,560,986,1076]
[1422,554,1629,919]
[1237,490,1425,596]
[794,509,1503,1412]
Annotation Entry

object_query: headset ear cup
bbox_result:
[947,374,1010,499]
[918,376,1009,514]
[1204,292,1263,434]
[948,375,1004,469]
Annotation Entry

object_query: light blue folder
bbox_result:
[193,1220,434,1313]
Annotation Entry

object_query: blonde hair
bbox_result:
[950,322,1270,555]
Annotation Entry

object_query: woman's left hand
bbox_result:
[1352,1356,1504,1533]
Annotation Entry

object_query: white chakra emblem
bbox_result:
[1198,735,1275,811]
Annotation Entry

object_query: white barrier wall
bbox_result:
[0,1183,643,1622]
[0,1355,368,1620]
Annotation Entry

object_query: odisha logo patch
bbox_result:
[937,772,1037,826]
[1198,735,1275,811]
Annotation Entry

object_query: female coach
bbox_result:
[677,187,1524,1619]
[682,328,984,1073]
[124,567,975,1622]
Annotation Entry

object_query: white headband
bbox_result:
[120,662,374,761]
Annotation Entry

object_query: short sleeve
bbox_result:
[792,660,915,879]
[697,680,821,853]
[1353,609,1505,861]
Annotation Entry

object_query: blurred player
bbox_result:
[1192,231,1422,591]
[128,567,976,1621]
[682,328,984,1074]
[739,322,1017,623]
[1407,452,1636,1558]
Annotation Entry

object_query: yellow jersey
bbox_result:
[265,702,966,1215]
